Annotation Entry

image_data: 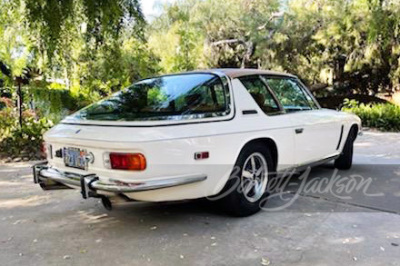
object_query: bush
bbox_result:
[0,97,14,131]
[0,98,53,160]
[317,95,389,110]
[342,99,400,132]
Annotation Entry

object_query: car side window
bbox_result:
[239,76,281,115]
[262,77,316,112]
[174,78,227,113]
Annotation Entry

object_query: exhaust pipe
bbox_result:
[101,196,112,211]
[99,194,136,211]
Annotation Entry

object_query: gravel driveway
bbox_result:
[0,131,399,266]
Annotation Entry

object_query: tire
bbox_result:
[218,143,273,217]
[334,129,355,170]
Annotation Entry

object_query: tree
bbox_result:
[0,0,36,127]
[22,0,145,60]
[149,0,400,96]
[1,0,160,125]
[280,0,400,95]
[149,1,205,73]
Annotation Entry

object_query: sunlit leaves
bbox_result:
[20,0,145,61]
[149,17,204,73]
[148,0,400,95]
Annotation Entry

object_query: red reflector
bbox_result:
[40,142,46,153]
[194,151,209,160]
[109,153,146,171]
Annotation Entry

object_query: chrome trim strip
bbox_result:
[277,154,340,176]
[336,125,344,150]
[98,174,207,193]
[35,166,207,193]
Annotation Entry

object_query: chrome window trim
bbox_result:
[260,75,320,114]
[237,75,285,116]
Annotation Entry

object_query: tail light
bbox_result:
[40,141,46,157]
[109,153,146,171]
[41,142,52,159]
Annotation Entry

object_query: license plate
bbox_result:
[63,147,88,170]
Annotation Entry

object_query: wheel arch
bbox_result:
[238,138,278,171]
[349,123,359,141]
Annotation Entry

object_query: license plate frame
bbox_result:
[63,147,88,170]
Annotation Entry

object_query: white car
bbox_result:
[33,69,361,216]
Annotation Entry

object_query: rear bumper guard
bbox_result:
[33,163,207,199]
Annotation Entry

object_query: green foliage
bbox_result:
[1,0,160,120]
[150,0,282,70]
[149,9,205,73]
[0,0,33,79]
[0,98,15,133]
[81,37,160,94]
[342,99,400,131]
[149,0,400,96]
[0,99,53,159]
[23,0,145,60]
[30,85,92,123]
[0,116,52,159]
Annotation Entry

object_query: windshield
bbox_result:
[72,73,231,121]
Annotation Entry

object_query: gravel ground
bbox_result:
[0,131,399,266]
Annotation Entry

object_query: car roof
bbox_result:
[208,68,297,79]
[141,68,297,81]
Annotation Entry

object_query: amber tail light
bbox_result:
[109,153,146,171]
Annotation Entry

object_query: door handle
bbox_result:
[295,128,304,134]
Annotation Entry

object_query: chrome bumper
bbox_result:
[33,163,207,199]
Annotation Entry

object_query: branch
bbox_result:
[0,61,11,77]
[210,39,254,68]
[241,41,254,68]
[309,83,329,92]
[257,11,284,31]
[211,39,246,46]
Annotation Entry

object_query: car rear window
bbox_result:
[72,73,231,121]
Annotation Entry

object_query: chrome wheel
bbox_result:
[241,152,268,202]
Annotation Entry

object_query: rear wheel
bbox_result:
[219,143,273,217]
[334,129,356,170]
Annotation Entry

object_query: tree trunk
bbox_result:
[16,81,23,129]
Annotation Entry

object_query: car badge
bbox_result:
[84,152,95,164]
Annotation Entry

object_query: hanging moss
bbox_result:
[29,86,90,123]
